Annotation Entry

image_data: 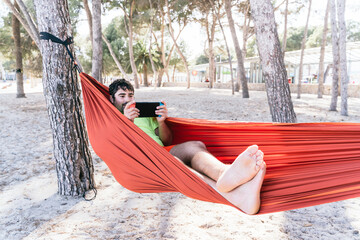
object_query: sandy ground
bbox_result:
[1,80,360,240]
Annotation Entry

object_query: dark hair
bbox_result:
[109,79,134,99]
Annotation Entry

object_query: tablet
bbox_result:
[136,102,163,117]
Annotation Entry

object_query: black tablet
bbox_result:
[136,102,163,117]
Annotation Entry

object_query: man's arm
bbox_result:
[155,102,173,146]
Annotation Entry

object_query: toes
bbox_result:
[247,145,259,155]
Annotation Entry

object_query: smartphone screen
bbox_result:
[136,102,161,118]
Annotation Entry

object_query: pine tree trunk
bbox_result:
[337,0,348,116]
[12,3,25,98]
[329,0,340,111]
[225,0,249,97]
[317,0,330,98]
[297,0,312,99]
[91,0,102,83]
[34,0,95,196]
[250,0,297,123]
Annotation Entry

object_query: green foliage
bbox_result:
[305,26,323,48]
[285,26,315,51]
[245,37,257,57]
[347,21,360,42]
[102,16,128,75]
[124,41,163,73]
[195,55,209,65]
[0,13,41,76]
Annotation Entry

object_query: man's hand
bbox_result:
[155,101,168,123]
[123,100,139,122]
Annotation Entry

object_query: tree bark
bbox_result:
[34,0,95,196]
[250,0,297,123]
[91,0,103,82]
[317,0,330,98]
[12,2,25,98]
[337,0,348,116]
[225,0,249,97]
[329,0,340,111]
[297,0,312,99]
[282,0,289,53]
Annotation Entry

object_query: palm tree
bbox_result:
[129,42,163,87]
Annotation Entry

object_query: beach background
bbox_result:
[1,81,360,240]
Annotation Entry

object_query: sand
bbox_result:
[1,80,360,240]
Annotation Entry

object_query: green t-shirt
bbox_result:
[134,117,164,146]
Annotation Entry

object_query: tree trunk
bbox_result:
[213,1,234,95]
[155,13,178,88]
[125,1,140,89]
[206,12,216,88]
[82,0,93,48]
[148,0,157,84]
[165,0,190,89]
[225,0,249,97]
[337,0,348,116]
[102,34,128,79]
[143,63,148,87]
[250,0,297,123]
[34,0,95,196]
[282,0,289,53]
[297,0,312,99]
[242,2,251,58]
[91,0,102,82]
[12,3,25,98]
[172,64,176,82]
[329,0,340,111]
[317,0,330,98]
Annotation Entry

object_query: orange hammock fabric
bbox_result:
[80,72,360,214]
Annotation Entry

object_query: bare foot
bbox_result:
[223,162,266,215]
[216,145,264,193]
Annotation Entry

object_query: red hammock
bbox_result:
[80,72,360,214]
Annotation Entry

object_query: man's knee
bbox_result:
[188,141,207,151]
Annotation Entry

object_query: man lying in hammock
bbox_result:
[109,79,267,214]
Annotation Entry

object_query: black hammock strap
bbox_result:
[39,32,82,73]
[39,32,96,201]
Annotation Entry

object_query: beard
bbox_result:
[119,102,129,113]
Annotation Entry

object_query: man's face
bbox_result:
[110,88,134,113]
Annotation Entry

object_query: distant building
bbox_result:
[181,41,360,85]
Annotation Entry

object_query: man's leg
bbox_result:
[170,141,225,181]
[169,142,264,191]
[188,161,267,215]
